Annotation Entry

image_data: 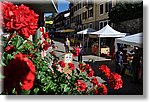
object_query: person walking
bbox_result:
[64,37,70,53]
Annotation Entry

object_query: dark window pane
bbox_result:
[100,22,103,29]
[104,22,107,26]
[108,21,111,25]
[105,2,108,12]
[109,1,112,12]
[100,4,104,14]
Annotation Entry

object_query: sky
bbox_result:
[58,0,70,13]
[44,0,69,17]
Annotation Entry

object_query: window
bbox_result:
[99,22,104,29]
[89,23,92,28]
[108,0,112,12]
[99,20,111,29]
[105,2,109,12]
[88,8,93,18]
[100,4,104,14]
[82,11,87,20]
[104,21,107,26]
[83,25,86,29]
[108,20,111,26]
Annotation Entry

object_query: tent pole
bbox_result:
[83,34,84,54]
[87,37,88,54]
[99,36,100,56]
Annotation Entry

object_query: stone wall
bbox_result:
[113,18,143,34]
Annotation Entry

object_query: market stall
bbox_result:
[115,33,143,79]
[90,24,126,56]
[115,33,143,52]
[77,28,96,53]
[92,43,110,56]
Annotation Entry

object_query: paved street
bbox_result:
[54,40,143,95]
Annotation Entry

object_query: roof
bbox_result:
[90,24,126,38]
[77,28,96,34]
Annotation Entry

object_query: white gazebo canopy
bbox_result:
[77,28,96,52]
[90,24,126,37]
[115,33,143,47]
[89,24,126,56]
[77,28,96,34]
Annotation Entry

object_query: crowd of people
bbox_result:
[115,46,143,83]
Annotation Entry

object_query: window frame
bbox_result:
[100,3,104,15]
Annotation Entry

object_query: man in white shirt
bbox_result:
[65,37,70,53]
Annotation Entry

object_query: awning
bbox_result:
[56,29,75,33]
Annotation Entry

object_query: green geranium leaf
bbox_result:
[21,90,30,95]
[16,38,22,48]
[33,88,39,94]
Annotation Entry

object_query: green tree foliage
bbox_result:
[109,1,143,23]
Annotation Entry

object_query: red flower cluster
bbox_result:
[68,63,75,70]
[76,80,86,92]
[79,64,94,77]
[79,63,85,72]
[42,40,51,51]
[108,73,123,90]
[58,60,65,68]
[99,65,123,90]
[99,65,111,78]
[42,32,49,39]
[2,2,39,38]
[91,77,99,86]
[40,27,44,33]
[5,45,15,53]
[4,53,36,91]
[95,84,107,95]
[85,64,94,77]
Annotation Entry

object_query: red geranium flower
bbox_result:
[5,45,15,53]
[2,2,39,38]
[42,40,51,51]
[95,84,107,95]
[99,65,111,78]
[76,80,86,92]
[40,27,44,33]
[91,77,99,86]
[85,64,94,77]
[68,63,75,70]
[108,72,123,90]
[42,32,49,39]
[58,60,65,68]
[87,69,94,77]
[79,63,86,72]
[4,53,36,92]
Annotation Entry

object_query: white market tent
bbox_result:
[77,28,96,51]
[90,24,126,37]
[115,33,143,51]
[77,28,96,34]
[89,24,126,56]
